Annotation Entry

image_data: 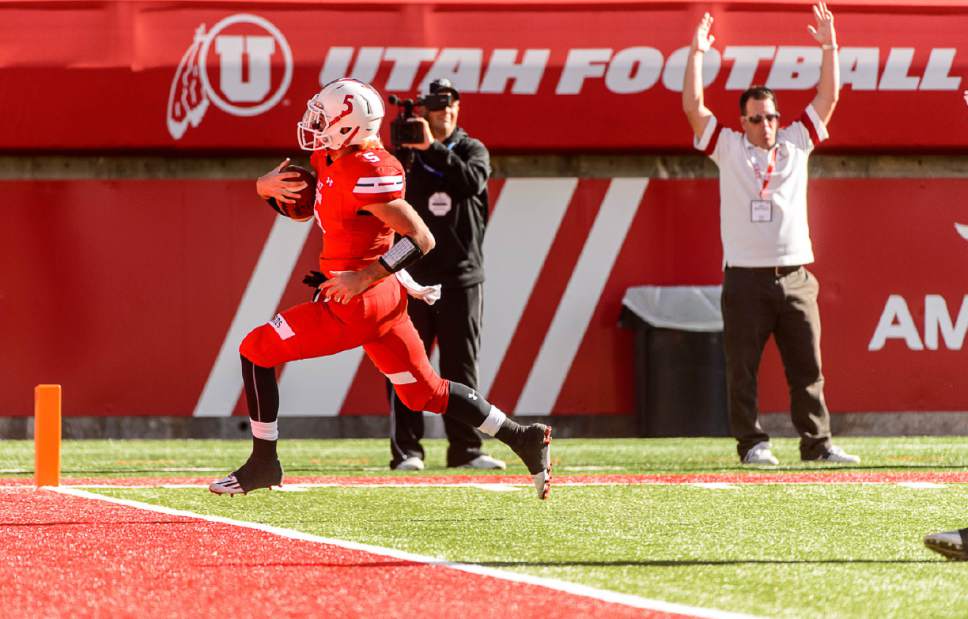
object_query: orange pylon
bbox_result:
[35,385,62,487]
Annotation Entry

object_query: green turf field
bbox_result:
[5,437,968,617]
[4,435,968,476]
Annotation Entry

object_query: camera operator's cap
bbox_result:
[428,78,460,101]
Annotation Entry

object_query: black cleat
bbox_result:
[209,455,283,495]
[924,529,968,560]
[510,424,552,500]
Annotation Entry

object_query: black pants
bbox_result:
[389,283,485,467]
[722,266,833,460]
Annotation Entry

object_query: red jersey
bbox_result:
[310,146,405,274]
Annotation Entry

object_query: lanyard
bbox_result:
[415,140,458,178]
[749,146,778,199]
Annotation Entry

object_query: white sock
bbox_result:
[477,405,507,437]
[250,420,278,441]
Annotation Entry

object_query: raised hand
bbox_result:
[693,12,715,53]
[807,1,836,47]
[256,158,308,205]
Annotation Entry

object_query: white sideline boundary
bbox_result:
[50,486,762,619]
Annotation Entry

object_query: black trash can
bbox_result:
[620,286,729,438]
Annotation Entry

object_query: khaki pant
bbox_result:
[721,266,832,460]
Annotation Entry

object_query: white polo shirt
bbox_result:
[694,105,828,268]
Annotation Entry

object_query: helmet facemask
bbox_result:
[297,98,338,151]
[296,79,385,151]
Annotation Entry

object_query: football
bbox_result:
[280,164,317,220]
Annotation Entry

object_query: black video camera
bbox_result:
[387,92,453,148]
[387,95,422,147]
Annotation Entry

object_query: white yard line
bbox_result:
[896,482,947,489]
[50,486,763,619]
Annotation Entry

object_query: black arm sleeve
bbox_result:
[418,138,491,199]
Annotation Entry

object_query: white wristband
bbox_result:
[822,44,838,51]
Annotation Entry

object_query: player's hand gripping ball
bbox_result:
[280,165,317,220]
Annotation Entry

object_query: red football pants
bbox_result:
[239,276,450,413]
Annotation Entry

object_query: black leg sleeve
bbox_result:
[447,382,526,448]
[445,382,496,428]
[241,354,279,424]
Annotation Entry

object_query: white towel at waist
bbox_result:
[395,269,441,305]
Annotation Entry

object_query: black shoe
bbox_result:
[209,455,283,495]
[924,529,968,560]
[509,424,552,500]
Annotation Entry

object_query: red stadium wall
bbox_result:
[1,0,965,421]
[0,0,965,152]
[1,177,966,418]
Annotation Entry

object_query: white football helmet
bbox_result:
[297,78,385,151]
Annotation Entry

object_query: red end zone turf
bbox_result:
[0,487,688,618]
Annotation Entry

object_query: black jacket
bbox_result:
[401,127,490,289]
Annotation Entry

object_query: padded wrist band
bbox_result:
[378,236,424,273]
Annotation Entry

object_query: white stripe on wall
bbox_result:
[277,349,366,417]
[193,217,314,417]
[479,178,577,396]
[515,178,648,415]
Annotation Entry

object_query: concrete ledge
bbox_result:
[3,154,967,180]
[760,411,968,437]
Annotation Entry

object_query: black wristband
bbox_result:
[378,236,424,273]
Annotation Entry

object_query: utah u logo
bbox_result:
[166,14,293,140]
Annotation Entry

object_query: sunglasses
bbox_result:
[746,113,781,124]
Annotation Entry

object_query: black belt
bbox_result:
[730,265,802,277]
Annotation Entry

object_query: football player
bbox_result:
[209,79,552,499]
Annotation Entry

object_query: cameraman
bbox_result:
[388,78,503,471]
